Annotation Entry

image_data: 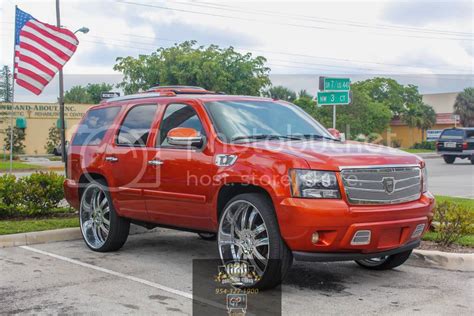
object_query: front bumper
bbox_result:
[277,192,435,254]
[293,240,420,262]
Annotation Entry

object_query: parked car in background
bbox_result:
[64,86,435,290]
[436,128,474,164]
[53,141,69,156]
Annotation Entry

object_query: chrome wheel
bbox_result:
[218,200,270,277]
[80,184,111,249]
[356,256,389,267]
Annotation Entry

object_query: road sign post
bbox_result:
[317,77,351,129]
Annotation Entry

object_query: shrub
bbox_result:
[0,174,23,217]
[433,201,474,247]
[19,172,65,215]
[391,138,402,148]
[0,172,67,218]
[411,141,436,150]
[367,132,383,144]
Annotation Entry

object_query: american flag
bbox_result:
[14,7,79,95]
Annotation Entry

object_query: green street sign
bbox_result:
[319,77,351,91]
[317,91,351,105]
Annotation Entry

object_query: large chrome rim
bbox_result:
[218,200,270,277]
[80,185,111,249]
[357,256,388,267]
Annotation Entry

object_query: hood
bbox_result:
[249,140,423,170]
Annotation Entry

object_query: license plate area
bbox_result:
[444,142,457,148]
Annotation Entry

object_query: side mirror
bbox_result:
[327,128,341,140]
[167,127,203,147]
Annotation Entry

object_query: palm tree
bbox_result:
[454,88,474,127]
[298,89,313,99]
[417,104,437,141]
[401,104,422,145]
[263,86,297,102]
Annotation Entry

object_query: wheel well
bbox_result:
[216,183,273,218]
[78,173,108,198]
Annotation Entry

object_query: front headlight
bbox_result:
[290,169,341,199]
[422,167,428,192]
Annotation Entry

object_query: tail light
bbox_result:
[463,142,468,150]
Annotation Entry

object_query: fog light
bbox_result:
[411,224,425,238]
[311,232,320,244]
[351,230,371,245]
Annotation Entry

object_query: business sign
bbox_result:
[319,77,351,91]
[317,91,351,105]
[426,130,443,142]
[101,92,120,99]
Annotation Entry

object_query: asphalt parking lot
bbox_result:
[424,158,473,198]
[1,229,473,315]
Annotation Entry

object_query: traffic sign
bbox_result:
[319,77,351,91]
[317,91,351,106]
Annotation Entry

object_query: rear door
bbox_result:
[104,103,160,221]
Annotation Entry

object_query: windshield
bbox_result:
[204,100,334,142]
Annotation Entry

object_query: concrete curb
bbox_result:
[0,224,158,248]
[410,249,474,272]
[411,153,439,159]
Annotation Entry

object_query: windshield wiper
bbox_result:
[231,134,300,142]
[287,134,339,142]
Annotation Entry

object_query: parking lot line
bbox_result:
[20,245,193,300]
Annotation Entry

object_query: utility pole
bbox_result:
[56,0,67,172]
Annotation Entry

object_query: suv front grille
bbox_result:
[340,166,421,205]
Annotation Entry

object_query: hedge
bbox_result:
[0,172,71,219]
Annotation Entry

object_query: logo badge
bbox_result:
[382,177,395,194]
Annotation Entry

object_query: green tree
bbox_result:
[64,83,114,104]
[0,65,13,103]
[114,41,270,95]
[44,124,61,154]
[4,127,25,154]
[293,85,392,137]
[298,89,312,99]
[353,78,422,116]
[454,87,474,127]
[263,86,297,102]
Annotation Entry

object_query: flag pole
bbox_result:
[9,5,18,174]
[55,0,67,174]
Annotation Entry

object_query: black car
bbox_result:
[436,127,474,164]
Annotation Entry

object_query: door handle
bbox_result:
[105,156,119,162]
[148,159,164,166]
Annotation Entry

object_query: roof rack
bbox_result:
[100,91,176,104]
[146,85,215,94]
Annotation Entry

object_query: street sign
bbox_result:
[319,77,351,91]
[317,91,351,105]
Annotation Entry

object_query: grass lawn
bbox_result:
[401,148,435,154]
[0,160,43,171]
[0,217,79,235]
[423,231,474,247]
[435,195,474,210]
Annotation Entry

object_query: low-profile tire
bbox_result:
[79,180,130,252]
[443,155,456,164]
[218,193,293,290]
[198,232,217,241]
[355,250,412,270]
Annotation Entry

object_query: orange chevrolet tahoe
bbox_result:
[64,86,435,289]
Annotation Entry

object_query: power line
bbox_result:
[192,0,473,37]
[117,0,473,41]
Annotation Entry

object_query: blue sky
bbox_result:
[1,0,472,101]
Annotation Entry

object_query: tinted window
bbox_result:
[466,130,474,139]
[158,103,204,146]
[117,104,158,146]
[440,129,464,139]
[204,100,333,142]
[72,106,121,146]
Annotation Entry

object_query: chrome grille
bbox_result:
[341,165,421,205]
